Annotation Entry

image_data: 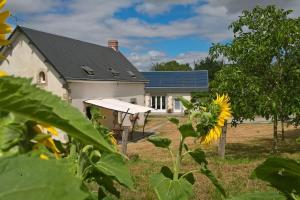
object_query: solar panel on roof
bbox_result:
[142,71,208,88]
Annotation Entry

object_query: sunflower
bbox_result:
[201,94,232,144]
[33,124,61,159]
[0,0,11,48]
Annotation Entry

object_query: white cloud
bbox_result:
[175,51,208,66]
[6,0,60,13]
[6,0,300,69]
[128,50,208,71]
[136,0,197,15]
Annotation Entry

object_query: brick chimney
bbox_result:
[108,40,118,51]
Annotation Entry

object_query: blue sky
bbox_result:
[6,0,300,71]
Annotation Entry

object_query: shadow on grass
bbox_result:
[224,129,300,160]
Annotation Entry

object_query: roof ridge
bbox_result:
[18,25,111,50]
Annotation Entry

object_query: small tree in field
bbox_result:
[210,5,300,151]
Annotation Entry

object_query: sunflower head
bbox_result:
[200,94,232,144]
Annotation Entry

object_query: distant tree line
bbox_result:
[151,57,224,82]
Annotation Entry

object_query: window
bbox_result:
[151,96,166,111]
[38,71,46,84]
[174,98,182,112]
[81,65,94,76]
[130,98,137,104]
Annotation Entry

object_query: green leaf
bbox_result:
[147,135,172,148]
[178,123,198,138]
[94,153,134,189]
[252,157,300,198]
[228,191,285,200]
[178,97,193,110]
[160,166,173,179]
[0,123,25,151]
[150,173,193,200]
[180,172,196,185]
[0,156,88,200]
[201,166,226,198]
[168,117,179,125]
[189,148,208,165]
[0,76,114,152]
[97,176,120,199]
[160,166,195,185]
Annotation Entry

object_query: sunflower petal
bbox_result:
[0,10,10,22]
[0,23,11,34]
[40,154,49,160]
[0,70,7,77]
[0,0,6,10]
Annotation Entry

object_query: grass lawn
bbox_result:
[118,116,300,200]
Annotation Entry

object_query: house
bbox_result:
[0,26,148,127]
[142,71,209,113]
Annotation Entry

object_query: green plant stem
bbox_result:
[174,136,184,180]
[180,169,200,178]
[182,150,192,158]
[168,147,176,171]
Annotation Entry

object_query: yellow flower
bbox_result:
[34,124,61,159]
[39,154,49,160]
[0,0,11,58]
[214,94,232,127]
[0,70,6,77]
[201,94,232,144]
[108,132,117,146]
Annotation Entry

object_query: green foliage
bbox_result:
[228,191,285,200]
[0,76,134,200]
[194,56,223,81]
[151,60,192,71]
[178,123,199,138]
[210,5,300,142]
[0,156,89,200]
[178,96,193,111]
[200,166,226,197]
[251,157,300,199]
[168,117,179,126]
[94,153,134,189]
[211,66,258,124]
[147,97,226,200]
[150,173,193,200]
[71,141,133,199]
[147,135,172,149]
[0,76,114,152]
[189,148,207,165]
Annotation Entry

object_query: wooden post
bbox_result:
[121,126,130,155]
[218,120,227,158]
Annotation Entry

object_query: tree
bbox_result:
[210,5,300,151]
[151,60,192,71]
[194,56,223,81]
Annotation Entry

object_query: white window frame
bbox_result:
[151,96,166,112]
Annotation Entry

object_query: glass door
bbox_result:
[151,96,166,112]
[173,98,182,113]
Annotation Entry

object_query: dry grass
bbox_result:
[118,116,300,200]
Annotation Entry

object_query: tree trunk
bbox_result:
[273,117,278,153]
[281,120,285,141]
[218,120,227,159]
[121,126,129,155]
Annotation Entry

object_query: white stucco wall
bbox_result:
[69,81,146,126]
[145,92,191,113]
[0,32,67,98]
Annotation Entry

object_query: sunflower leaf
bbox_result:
[147,135,172,148]
[0,76,114,152]
[179,123,199,139]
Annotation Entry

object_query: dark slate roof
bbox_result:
[142,71,209,93]
[13,26,147,82]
